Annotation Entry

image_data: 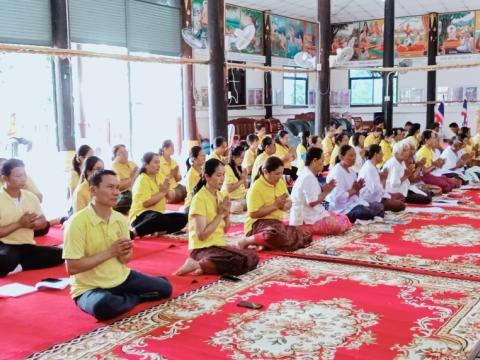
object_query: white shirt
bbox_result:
[383,157,409,196]
[358,160,390,203]
[440,146,462,175]
[431,148,446,176]
[326,163,368,214]
[290,167,328,225]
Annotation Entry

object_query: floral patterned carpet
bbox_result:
[29,257,480,360]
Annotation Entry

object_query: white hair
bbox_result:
[393,140,410,155]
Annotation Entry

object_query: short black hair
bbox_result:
[246,133,259,145]
[305,147,323,166]
[88,169,117,187]
[1,158,24,177]
[449,122,459,129]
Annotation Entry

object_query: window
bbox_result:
[228,63,246,110]
[283,67,308,107]
[349,70,397,107]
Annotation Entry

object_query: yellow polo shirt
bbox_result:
[112,160,137,191]
[251,152,269,181]
[0,188,43,245]
[188,186,226,250]
[130,172,166,222]
[379,140,392,167]
[364,134,380,148]
[69,170,80,197]
[221,165,246,200]
[407,135,419,150]
[0,176,41,201]
[72,180,90,214]
[208,151,226,164]
[242,148,257,172]
[322,136,335,166]
[184,166,201,208]
[160,156,179,190]
[329,145,340,169]
[416,145,434,168]
[245,175,289,234]
[274,144,292,169]
[63,205,130,298]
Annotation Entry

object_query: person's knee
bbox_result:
[91,297,122,320]
[156,277,173,297]
[0,257,19,277]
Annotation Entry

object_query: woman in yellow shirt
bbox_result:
[406,123,421,151]
[184,145,206,213]
[251,136,276,180]
[295,131,310,172]
[72,156,104,213]
[159,140,186,204]
[379,129,394,167]
[0,159,63,277]
[241,133,259,174]
[69,144,93,200]
[208,136,228,163]
[112,144,138,214]
[130,152,188,238]
[274,130,298,180]
[222,145,248,213]
[173,158,258,276]
[238,156,312,252]
[416,130,455,193]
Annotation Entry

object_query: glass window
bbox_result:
[349,70,397,107]
[283,67,308,107]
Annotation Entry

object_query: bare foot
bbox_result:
[173,258,201,276]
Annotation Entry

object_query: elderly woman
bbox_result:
[383,141,431,204]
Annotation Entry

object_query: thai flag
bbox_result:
[434,101,444,125]
[461,99,468,127]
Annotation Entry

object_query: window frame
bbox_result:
[349,70,398,107]
[283,66,309,108]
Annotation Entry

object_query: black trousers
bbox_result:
[0,242,64,277]
[405,190,432,204]
[284,166,298,181]
[132,210,188,237]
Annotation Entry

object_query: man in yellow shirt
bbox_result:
[63,170,172,320]
[0,159,63,277]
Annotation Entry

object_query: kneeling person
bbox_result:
[174,159,258,276]
[63,170,172,320]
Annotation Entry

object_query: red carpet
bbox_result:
[29,258,480,359]
[0,230,217,360]
[290,209,480,281]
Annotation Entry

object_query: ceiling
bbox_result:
[229,0,480,23]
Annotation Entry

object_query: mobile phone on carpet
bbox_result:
[237,301,263,310]
[220,274,242,282]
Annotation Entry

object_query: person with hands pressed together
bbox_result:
[63,170,172,320]
[222,145,248,213]
[326,145,384,223]
[0,159,63,276]
[358,144,406,212]
[112,144,138,214]
[130,152,187,238]
[174,159,258,276]
[238,156,312,252]
[159,140,187,204]
[290,147,352,235]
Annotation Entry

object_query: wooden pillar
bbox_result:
[51,0,75,151]
[263,11,272,119]
[382,0,395,131]
[181,0,199,148]
[207,0,228,139]
[426,13,438,129]
[316,0,330,136]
